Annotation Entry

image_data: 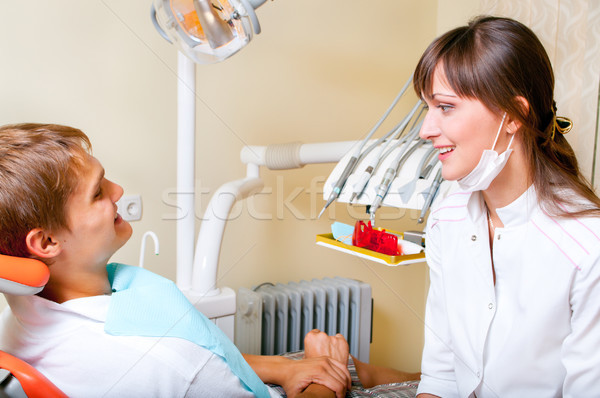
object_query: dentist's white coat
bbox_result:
[418,187,600,398]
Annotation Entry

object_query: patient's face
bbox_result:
[55,154,132,268]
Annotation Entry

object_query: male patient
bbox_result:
[0,123,352,397]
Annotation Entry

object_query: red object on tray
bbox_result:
[352,220,402,256]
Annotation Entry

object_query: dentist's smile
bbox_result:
[437,145,455,161]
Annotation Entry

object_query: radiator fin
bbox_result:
[235,277,372,362]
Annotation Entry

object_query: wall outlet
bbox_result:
[117,195,142,221]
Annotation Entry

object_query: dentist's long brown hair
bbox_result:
[413,15,600,217]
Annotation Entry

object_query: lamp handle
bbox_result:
[150,4,172,43]
[247,0,268,8]
[238,0,261,34]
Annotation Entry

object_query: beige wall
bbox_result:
[0,0,478,371]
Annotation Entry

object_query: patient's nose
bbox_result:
[107,179,124,203]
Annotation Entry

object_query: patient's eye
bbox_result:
[94,186,103,199]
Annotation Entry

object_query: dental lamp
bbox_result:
[151,0,267,64]
[151,0,271,339]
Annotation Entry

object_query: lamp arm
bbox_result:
[240,141,359,169]
[190,165,264,296]
[186,142,355,298]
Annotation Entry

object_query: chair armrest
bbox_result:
[0,351,66,398]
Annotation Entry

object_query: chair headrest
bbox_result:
[0,254,49,296]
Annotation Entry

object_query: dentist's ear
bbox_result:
[506,96,530,135]
[26,228,62,259]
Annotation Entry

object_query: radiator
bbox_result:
[234,277,372,362]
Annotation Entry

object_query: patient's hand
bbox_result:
[304,329,349,365]
[242,352,350,398]
[280,356,350,398]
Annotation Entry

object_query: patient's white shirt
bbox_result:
[417,187,600,398]
[0,293,277,397]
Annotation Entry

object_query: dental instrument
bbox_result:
[348,137,396,204]
[368,137,425,224]
[364,102,423,221]
[373,103,425,169]
[345,122,407,203]
[317,77,413,219]
[318,151,359,219]
[349,100,424,203]
[418,167,444,223]
[397,144,436,203]
[419,149,439,180]
[395,139,426,174]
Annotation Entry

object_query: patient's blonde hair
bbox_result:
[0,123,91,257]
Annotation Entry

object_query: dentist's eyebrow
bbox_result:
[432,92,457,99]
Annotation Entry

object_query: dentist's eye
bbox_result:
[438,104,453,112]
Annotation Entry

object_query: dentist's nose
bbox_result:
[419,111,440,141]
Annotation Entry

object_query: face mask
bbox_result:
[457,112,514,192]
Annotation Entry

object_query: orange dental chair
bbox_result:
[0,254,67,398]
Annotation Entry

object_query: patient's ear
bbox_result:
[26,229,62,259]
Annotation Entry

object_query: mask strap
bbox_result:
[505,128,516,150]
[491,112,510,151]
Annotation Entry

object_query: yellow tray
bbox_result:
[315,230,426,266]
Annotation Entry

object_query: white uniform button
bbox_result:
[471,235,477,241]
[476,371,481,378]
[497,234,501,240]
[488,303,494,310]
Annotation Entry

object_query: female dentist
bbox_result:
[414,16,600,398]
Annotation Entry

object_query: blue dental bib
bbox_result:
[105,263,269,397]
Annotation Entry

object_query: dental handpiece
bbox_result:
[368,139,423,219]
[418,168,443,224]
[368,167,396,219]
[419,149,439,179]
[350,135,402,204]
[350,117,413,203]
[349,136,397,204]
[397,141,433,203]
[349,165,374,203]
[318,155,359,218]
